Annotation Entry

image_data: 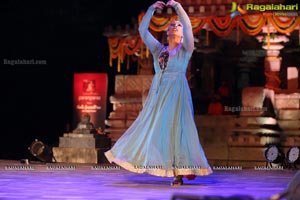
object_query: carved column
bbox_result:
[256,24,289,91]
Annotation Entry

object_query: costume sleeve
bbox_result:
[173,3,194,53]
[138,6,162,54]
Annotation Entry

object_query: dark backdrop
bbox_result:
[0,0,153,160]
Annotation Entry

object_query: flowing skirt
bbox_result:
[105,71,213,177]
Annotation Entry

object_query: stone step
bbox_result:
[203,144,228,160]
[52,147,109,164]
[239,111,264,117]
[278,109,300,120]
[281,130,300,136]
[195,115,277,128]
[277,120,300,130]
[228,134,280,147]
[275,93,300,109]
[282,136,300,146]
[58,134,111,149]
[105,119,126,127]
[113,75,153,97]
[112,103,143,112]
[104,127,127,133]
[195,115,238,127]
[246,117,277,126]
[230,127,280,134]
[110,95,142,104]
[108,111,139,120]
[105,119,135,127]
[228,147,267,161]
[276,89,300,94]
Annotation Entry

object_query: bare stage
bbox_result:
[0,160,298,199]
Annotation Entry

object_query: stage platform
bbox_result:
[0,160,298,200]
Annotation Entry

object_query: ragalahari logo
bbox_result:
[230,2,247,19]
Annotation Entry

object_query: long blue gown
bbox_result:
[105,3,212,177]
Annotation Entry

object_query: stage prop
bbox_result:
[28,139,55,163]
[286,146,300,169]
[52,114,111,164]
[52,73,110,164]
[264,145,285,167]
[73,73,108,130]
[73,113,97,134]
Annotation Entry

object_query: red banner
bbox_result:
[73,73,108,130]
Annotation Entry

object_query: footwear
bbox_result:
[184,175,196,180]
[171,176,183,186]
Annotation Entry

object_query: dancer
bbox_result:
[105,0,212,185]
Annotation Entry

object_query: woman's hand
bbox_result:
[166,0,179,8]
[151,1,166,10]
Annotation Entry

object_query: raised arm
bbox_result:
[138,1,165,53]
[167,0,194,53]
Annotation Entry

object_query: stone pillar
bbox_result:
[287,67,299,89]
[256,25,289,91]
[264,57,282,90]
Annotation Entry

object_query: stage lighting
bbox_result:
[286,146,300,165]
[28,139,55,163]
[264,145,285,167]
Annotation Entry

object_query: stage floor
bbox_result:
[0,160,297,200]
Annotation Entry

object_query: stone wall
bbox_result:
[195,115,280,168]
[105,75,153,144]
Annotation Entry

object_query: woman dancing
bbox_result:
[105,0,212,185]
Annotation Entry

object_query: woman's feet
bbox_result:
[171,175,183,186]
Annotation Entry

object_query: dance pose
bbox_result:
[105,0,212,185]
